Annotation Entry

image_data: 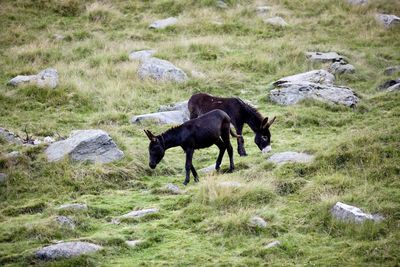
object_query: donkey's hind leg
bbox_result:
[191,165,199,183]
[221,126,235,172]
[215,138,226,171]
[183,148,194,185]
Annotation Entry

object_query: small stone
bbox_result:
[57,203,88,211]
[131,110,189,125]
[149,17,178,29]
[384,66,400,76]
[328,62,355,74]
[53,34,65,41]
[35,241,102,260]
[375,14,400,28]
[55,216,75,229]
[138,57,188,83]
[218,181,242,188]
[216,0,228,9]
[306,52,344,63]
[0,173,7,183]
[387,83,400,92]
[44,136,56,144]
[267,152,314,165]
[199,164,216,174]
[164,183,181,194]
[33,139,43,145]
[264,17,288,26]
[111,218,121,225]
[347,0,368,5]
[249,216,267,228]
[129,50,156,61]
[264,240,281,249]
[120,208,159,219]
[256,6,271,14]
[125,240,142,247]
[378,79,400,90]
[331,202,384,223]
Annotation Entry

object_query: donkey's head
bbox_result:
[144,130,165,169]
[254,116,276,154]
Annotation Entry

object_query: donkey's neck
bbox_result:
[160,126,183,149]
[243,107,263,133]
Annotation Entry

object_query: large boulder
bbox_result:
[375,14,400,28]
[149,17,178,29]
[45,130,124,163]
[138,57,188,83]
[131,110,189,125]
[129,50,156,61]
[35,241,102,260]
[331,202,384,223]
[8,68,58,89]
[305,52,344,63]
[267,152,314,165]
[274,70,335,85]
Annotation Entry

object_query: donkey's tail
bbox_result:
[230,128,242,139]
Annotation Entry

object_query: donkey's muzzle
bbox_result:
[149,163,156,169]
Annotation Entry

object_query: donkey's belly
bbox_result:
[193,134,220,149]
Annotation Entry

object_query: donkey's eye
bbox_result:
[262,136,268,141]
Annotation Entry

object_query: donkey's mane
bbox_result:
[235,97,263,121]
[162,124,183,136]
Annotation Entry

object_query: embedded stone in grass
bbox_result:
[249,216,267,228]
[256,6,271,14]
[7,74,37,87]
[35,241,102,260]
[378,78,400,92]
[267,152,314,165]
[55,216,75,229]
[44,136,56,144]
[375,14,400,28]
[331,202,384,223]
[53,34,65,41]
[264,240,281,249]
[0,173,7,183]
[138,57,188,83]
[57,203,88,211]
[158,100,189,113]
[328,62,355,74]
[216,0,228,9]
[199,164,216,174]
[0,128,23,145]
[305,52,344,63]
[274,70,335,85]
[218,181,242,188]
[131,110,189,125]
[120,208,159,219]
[149,17,178,29]
[386,83,400,92]
[164,183,181,195]
[263,17,288,26]
[125,240,142,247]
[129,50,155,61]
[347,0,368,5]
[384,66,400,76]
[45,129,124,163]
[8,68,58,89]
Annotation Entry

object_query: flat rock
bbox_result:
[264,17,288,26]
[164,183,181,194]
[55,216,75,229]
[331,202,384,223]
[274,70,335,85]
[35,241,102,260]
[306,52,344,63]
[199,164,216,174]
[121,208,159,219]
[328,62,355,74]
[45,129,124,163]
[8,68,58,89]
[125,240,142,247]
[264,240,281,249]
[375,14,400,28]
[57,203,88,211]
[0,173,7,183]
[131,110,189,125]
[129,50,156,61]
[384,66,400,76]
[267,152,314,165]
[138,57,188,83]
[249,216,267,228]
[218,181,242,188]
[149,17,178,29]
[7,75,37,87]
[0,128,23,144]
[347,0,368,5]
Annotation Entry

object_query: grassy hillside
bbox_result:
[1,0,399,266]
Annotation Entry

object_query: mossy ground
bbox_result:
[1,0,399,266]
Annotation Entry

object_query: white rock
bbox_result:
[264,17,288,26]
[199,164,216,174]
[376,14,400,28]
[33,139,43,145]
[131,110,189,125]
[149,17,178,29]
[120,208,159,219]
[164,183,181,194]
[53,34,65,41]
[129,50,156,61]
[264,240,281,249]
[267,152,314,165]
[44,136,56,144]
[158,100,188,113]
[387,83,400,92]
[249,216,267,228]
[55,216,75,229]
[347,0,368,5]
[331,202,384,223]
[7,68,58,89]
[328,62,355,74]
[125,240,142,247]
[35,241,102,260]
[138,57,188,83]
[57,203,88,211]
[306,52,344,63]
[256,6,271,14]
[274,70,335,85]
[45,129,124,163]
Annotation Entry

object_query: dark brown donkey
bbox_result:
[188,93,276,156]
[144,109,238,185]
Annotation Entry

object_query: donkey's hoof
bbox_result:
[227,168,234,173]
[194,178,199,183]
[239,153,247,157]
[183,181,189,186]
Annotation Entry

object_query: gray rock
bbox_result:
[138,57,188,83]
[347,0,368,5]
[274,70,335,85]
[375,14,400,28]
[131,110,189,125]
[264,17,288,26]
[129,50,156,61]
[199,164,216,174]
[256,6,271,14]
[57,203,88,211]
[120,208,159,219]
[218,181,242,188]
[0,128,23,144]
[125,240,142,247]
[328,62,355,74]
[7,75,37,87]
[384,66,400,76]
[378,79,400,91]
[164,183,181,194]
[149,17,178,29]
[270,82,359,107]
[331,202,384,223]
[306,52,344,63]
[249,216,267,228]
[7,68,58,89]
[216,0,228,9]
[53,34,65,41]
[45,129,124,163]
[0,173,7,183]
[55,216,75,229]
[267,152,314,165]
[158,100,189,113]
[264,240,281,249]
[35,241,102,260]
[387,83,400,92]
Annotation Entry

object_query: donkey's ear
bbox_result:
[261,117,269,129]
[144,130,156,142]
[267,116,276,127]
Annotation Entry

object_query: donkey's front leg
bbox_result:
[235,124,247,157]
[183,148,194,185]
[191,166,199,183]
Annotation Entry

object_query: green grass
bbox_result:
[1,0,400,266]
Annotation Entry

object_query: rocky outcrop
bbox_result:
[375,14,400,28]
[264,17,288,26]
[331,202,384,223]
[328,62,355,74]
[149,17,178,29]
[35,241,102,260]
[45,130,124,163]
[131,110,189,125]
[138,57,188,83]
[129,50,155,61]
[267,152,314,165]
[8,68,58,89]
[158,100,188,113]
[120,208,159,219]
[306,52,344,63]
